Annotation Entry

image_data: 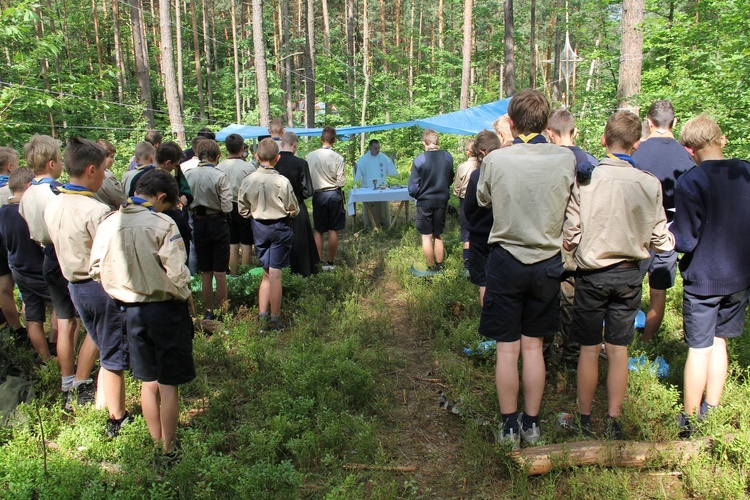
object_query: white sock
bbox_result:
[61,375,75,392]
[72,378,93,388]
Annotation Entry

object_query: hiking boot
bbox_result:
[75,381,96,406]
[518,413,542,445]
[260,319,285,334]
[605,415,625,440]
[106,411,132,438]
[556,412,594,437]
[677,413,694,439]
[162,439,184,467]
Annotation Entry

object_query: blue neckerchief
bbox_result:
[321,146,332,150]
[57,183,96,197]
[513,133,547,144]
[197,161,215,168]
[32,177,54,185]
[259,164,275,170]
[127,196,154,211]
[0,175,8,188]
[606,153,636,168]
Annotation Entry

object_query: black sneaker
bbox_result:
[47,341,57,357]
[162,439,183,467]
[556,412,595,437]
[677,413,694,439]
[75,381,96,406]
[605,415,625,440]
[203,310,216,321]
[106,411,132,438]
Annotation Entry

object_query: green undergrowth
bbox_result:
[4,209,750,497]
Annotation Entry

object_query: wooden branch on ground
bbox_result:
[511,437,721,476]
[412,377,449,388]
[343,464,417,472]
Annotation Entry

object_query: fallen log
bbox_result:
[343,464,417,472]
[511,437,715,476]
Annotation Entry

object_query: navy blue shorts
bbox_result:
[0,246,9,276]
[193,215,230,273]
[312,190,346,232]
[683,288,749,348]
[570,265,643,347]
[468,234,490,287]
[42,254,77,320]
[639,249,678,290]
[415,205,447,236]
[229,201,254,245]
[459,199,470,242]
[479,246,563,342]
[12,270,49,323]
[252,220,293,270]
[69,280,129,371]
[126,300,195,385]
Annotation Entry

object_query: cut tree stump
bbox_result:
[194,319,224,335]
[511,437,717,476]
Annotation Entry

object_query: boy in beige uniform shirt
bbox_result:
[238,138,298,332]
[93,139,125,211]
[19,134,99,407]
[44,137,131,437]
[121,141,157,198]
[559,111,674,439]
[91,169,193,458]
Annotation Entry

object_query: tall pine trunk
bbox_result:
[304,0,315,127]
[111,0,126,103]
[159,0,186,145]
[282,0,294,126]
[504,0,516,97]
[360,0,370,155]
[459,0,472,109]
[253,0,270,126]
[617,0,644,114]
[130,0,155,128]
[175,0,184,112]
[190,0,205,120]
[202,0,213,115]
[231,0,241,123]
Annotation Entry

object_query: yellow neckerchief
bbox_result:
[126,196,155,211]
[259,164,275,170]
[56,183,96,197]
[517,133,540,143]
[135,163,156,171]
[197,161,215,168]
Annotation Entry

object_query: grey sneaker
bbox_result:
[75,381,96,406]
[498,424,520,450]
[556,412,594,437]
[518,413,542,445]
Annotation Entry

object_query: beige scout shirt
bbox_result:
[477,143,576,264]
[44,193,110,282]
[184,163,232,214]
[306,147,346,192]
[94,169,125,211]
[0,185,11,206]
[237,168,299,221]
[19,182,58,246]
[563,156,675,271]
[216,158,256,201]
[90,204,191,302]
[453,157,480,198]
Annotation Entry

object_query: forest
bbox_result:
[2,0,750,498]
[1,0,749,159]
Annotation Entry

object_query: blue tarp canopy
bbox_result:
[214,98,511,141]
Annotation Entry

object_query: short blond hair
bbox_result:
[421,129,439,146]
[134,141,156,164]
[23,134,62,175]
[679,114,723,151]
[493,115,512,143]
[0,147,19,174]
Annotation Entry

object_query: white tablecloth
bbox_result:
[346,187,415,215]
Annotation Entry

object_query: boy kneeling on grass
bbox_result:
[671,114,750,436]
[238,138,299,332]
[559,111,674,439]
[90,169,194,458]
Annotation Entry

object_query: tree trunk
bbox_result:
[321,0,331,53]
[190,0,205,120]
[253,0,271,126]
[437,0,444,112]
[91,0,104,74]
[282,0,294,126]
[346,0,355,124]
[459,0,472,109]
[130,0,155,128]
[552,0,562,102]
[360,0,370,155]
[408,1,415,105]
[202,0,213,115]
[504,0,516,97]
[159,0,186,145]
[530,0,536,88]
[175,0,184,112]
[304,0,315,128]
[231,0,241,123]
[111,0,126,103]
[211,0,219,74]
[617,0,644,114]
[380,0,389,122]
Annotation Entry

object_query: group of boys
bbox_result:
[461,90,750,447]
[0,134,193,459]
